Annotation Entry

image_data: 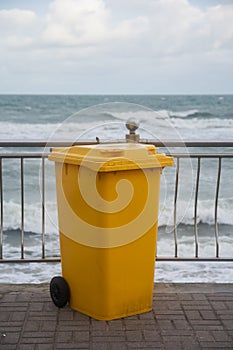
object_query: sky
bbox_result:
[0,0,233,94]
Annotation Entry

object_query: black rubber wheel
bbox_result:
[50,276,70,308]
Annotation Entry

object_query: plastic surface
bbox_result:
[49,143,173,320]
[48,143,174,171]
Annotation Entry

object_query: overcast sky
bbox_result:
[0,0,233,94]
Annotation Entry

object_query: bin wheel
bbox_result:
[50,276,70,308]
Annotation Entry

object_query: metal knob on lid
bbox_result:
[125,118,140,143]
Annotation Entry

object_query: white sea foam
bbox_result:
[2,197,233,234]
[2,200,58,234]
[169,109,199,118]
[155,262,233,283]
[0,110,232,146]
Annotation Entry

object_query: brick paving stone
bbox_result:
[173,319,192,330]
[0,311,11,322]
[55,331,73,343]
[200,310,218,320]
[1,293,18,302]
[185,310,202,320]
[212,330,232,342]
[110,343,128,350]
[108,320,124,330]
[92,335,126,343]
[143,329,161,341]
[216,311,233,319]
[126,330,143,341]
[138,311,155,320]
[0,324,22,333]
[123,314,139,320]
[1,332,20,345]
[192,294,208,301]
[195,330,215,342]
[181,302,212,311]
[92,343,109,350]
[20,339,54,346]
[221,320,233,330]
[127,341,164,349]
[11,311,27,322]
[29,303,44,312]
[40,321,57,332]
[189,320,224,331]
[73,330,90,342]
[210,301,227,310]
[156,311,184,319]
[57,310,74,321]
[199,341,233,348]
[91,320,109,330]
[156,319,176,330]
[163,341,182,350]
[178,294,194,301]
[225,301,233,309]
[28,311,57,321]
[92,330,124,337]
[73,312,90,321]
[1,283,233,349]
[56,343,89,349]
[124,319,148,330]
[57,323,90,332]
[18,345,36,350]
[181,341,201,350]
[160,329,193,336]
[207,293,233,299]
[1,302,28,309]
[24,320,41,331]
[36,344,55,350]
[16,293,33,302]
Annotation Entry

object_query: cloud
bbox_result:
[0,0,233,93]
[42,0,109,46]
[0,9,38,48]
[1,0,233,54]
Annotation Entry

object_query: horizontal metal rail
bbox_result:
[1,140,233,148]
[0,140,233,263]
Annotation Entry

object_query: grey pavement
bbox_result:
[0,283,233,350]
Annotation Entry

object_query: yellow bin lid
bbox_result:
[48,143,174,172]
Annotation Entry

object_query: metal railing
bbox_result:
[0,140,233,263]
[163,153,232,262]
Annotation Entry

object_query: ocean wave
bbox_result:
[155,262,233,283]
[111,109,216,120]
[1,109,232,141]
[159,197,233,227]
[168,109,200,118]
[2,197,233,235]
[170,117,233,131]
[2,200,58,234]
[169,111,215,119]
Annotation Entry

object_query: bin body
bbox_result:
[49,143,173,320]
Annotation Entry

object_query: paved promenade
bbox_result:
[0,283,233,350]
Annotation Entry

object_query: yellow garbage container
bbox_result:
[49,142,173,320]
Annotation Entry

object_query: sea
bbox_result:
[0,94,233,284]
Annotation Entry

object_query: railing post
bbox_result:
[194,157,200,258]
[173,157,179,258]
[21,158,24,260]
[42,157,45,259]
[215,157,221,258]
[0,159,3,260]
